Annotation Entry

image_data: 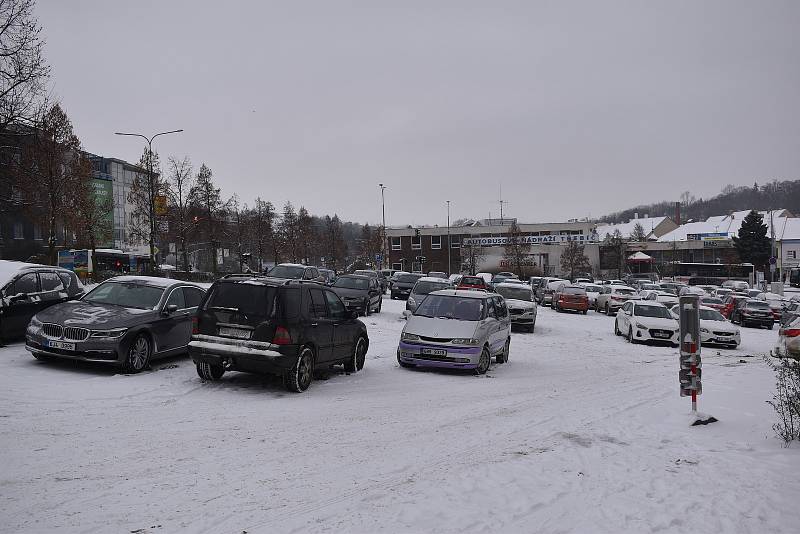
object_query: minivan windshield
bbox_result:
[84,281,165,310]
[268,265,305,279]
[495,286,532,301]
[634,305,673,319]
[413,281,451,295]
[414,295,484,321]
[333,277,369,290]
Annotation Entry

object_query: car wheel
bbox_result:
[123,333,151,373]
[768,323,774,330]
[284,346,314,392]
[614,320,621,336]
[196,361,224,380]
[363,299,371,317]
[474,346,490,375]
[497,338,510,364]
[345,336,368,372]
[529,321,536,333]
[376,298,382,313]
[605,303,612,316]
[628,327,635,344]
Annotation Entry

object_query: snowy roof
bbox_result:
[0,260,40,287]
[628,252,653,261]
[596,216,668,241]
[660,209,793,242]
[105,275,177,287]
[779,217,800,241]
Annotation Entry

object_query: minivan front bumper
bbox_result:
[397,341,481,369]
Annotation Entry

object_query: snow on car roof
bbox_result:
[431,289,491,299]
[275,263,307,268]
[633,300,666,308]
[417,276,451,284]
[0,260,43,286]
[105,275,183,287]
[495,282,532,288]
[609,285,635,290]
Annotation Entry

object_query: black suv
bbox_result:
[0,261,84,342]
[189,276,369,392]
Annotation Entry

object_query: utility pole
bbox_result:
[770,210,777,284]
[379,183,387,269]
[446,200,451,275]
[115,129,183,273]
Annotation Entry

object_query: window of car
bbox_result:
[634,304,673,319]
[622,301,633,313]
[308,288,328,318]
[166,287,187,309]
[324,290,347,319]
[746,301,770,310]
[39,271,65,292]
[495,286,532,301]
[333,277,370,290]
[413,281,450,295]
[183,287,204,308]
[396,274,422,283]
[268,265,306,279]
[204,281,277,319]
[57,272,75,290]
[699,309,725,321]
[84,281,165,310]
[493,296,508,318]
[613,288,635,296]
[562,287,586,295]
[7,273,38,296]
[414,295,484,321]
[701,297,723,305]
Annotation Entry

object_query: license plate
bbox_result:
[218,327,251,339]
[653,332,669,338]
[45,340,75,350]
[421,348,447,356]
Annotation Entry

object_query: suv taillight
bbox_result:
[272,326,292,345]
[782,328,800,338]
[191,316,198,335]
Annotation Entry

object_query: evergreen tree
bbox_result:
[629,222,647,242]
[189,164,226,273]
[280,202,298,262]
[732,210,771,276]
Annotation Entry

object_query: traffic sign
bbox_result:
[769,256,777,265]
[375,253,382,262]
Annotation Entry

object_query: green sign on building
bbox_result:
[92,177,114,248]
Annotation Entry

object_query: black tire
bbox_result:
[529,320,535,333]
[376,298,382,313]
[363,299,371,317]
[768,323,774,330]
[123,333,151,373]
[582,310,587,315]
[614,320,621,336]
[196,361,224,380]
[496,338,510,364]
[628,327,635,344]
[475,346,491,375]
[284,346,314,392]
[605,303,612,316]
[397,351,413,368]
[344,336,368,372]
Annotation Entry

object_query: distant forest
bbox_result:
[599,179,799,224]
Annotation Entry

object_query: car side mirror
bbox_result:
[163,304,178,315]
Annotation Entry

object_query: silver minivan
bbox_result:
[397,289,511,374]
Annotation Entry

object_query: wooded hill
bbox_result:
[599,179,799,224]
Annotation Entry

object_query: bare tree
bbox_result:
[164,156,194,271]
[560,240,592,280]
[0,0,50,133]
[127,146,163,272]
[71,153,112,263]
[461,239,485,275]
[229,195,251,272]
[296,206,315,264]
[279,201,298,262]
[502,221,531,278]
[322,214,347,270]
[251,197,275,271]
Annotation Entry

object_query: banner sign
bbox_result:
[57,250,74,271]
[462,234,595,247]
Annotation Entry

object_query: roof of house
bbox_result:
[595,216,669,241]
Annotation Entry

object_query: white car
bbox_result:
[714,288,734,300]
[614,301,679,345]
[668,304,741,348]
[723,280,750,292]
[397,289,511,374]
[602,279,625,285]
[494,282,538,332]
[679,286,706,297]
[639,289,679,307]
[595,285,640,315]
[778,316,800,358]
[580,283,604,308]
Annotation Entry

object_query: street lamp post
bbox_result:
[379,183,387,269]
[115,129,183,273]
[446,200,451,275]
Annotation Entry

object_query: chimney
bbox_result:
[674,202,681,226]
[634,212,639,219]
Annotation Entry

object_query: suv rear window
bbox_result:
[205,281,278,318]
[396,274,422,283]
[562,287,586,295]
[460,276,484,285]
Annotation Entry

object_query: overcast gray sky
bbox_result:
[38,0,799,227]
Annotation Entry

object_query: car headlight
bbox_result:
[29,316,42,328]
[637,325,647,331]
[451,338,480,345]
[700,328,709,333]
[401,332,420,342]
[90,328,128,339]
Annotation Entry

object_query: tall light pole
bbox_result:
[115,129,183,273]
[379,183,387,269]
[446,200,451,275]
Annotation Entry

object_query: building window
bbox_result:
[391,236,401,251]
[789,250,797,260]
[411,235,421,250]
[33,224,43,240]
[392,262,403,270]
[13,222,24,240]
[431,235,441,250]
[451,237,460,248]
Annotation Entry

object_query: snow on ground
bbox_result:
[0,297,798,533]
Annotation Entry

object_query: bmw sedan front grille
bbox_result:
[42,323,63,338]
[64,327,90,341]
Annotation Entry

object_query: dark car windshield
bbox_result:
[268,265,305,279]
[495,286,532,301]
[460,276,484,286]
[84,281,164,309]
[414,295,484,321]
[701,297,723,305]
[584,285,602,292]
[613,288,635,296]
[204,281,277,318]
[413,281,450,295]
[746,301,770,309]
[333,277,369,290]
[634,305,673,319]
[396,274,423,283]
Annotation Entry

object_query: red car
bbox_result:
[457,275,488,291]
[721,294,748,319]
[553,285,589,314]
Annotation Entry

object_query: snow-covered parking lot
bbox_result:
[1,296,798,534]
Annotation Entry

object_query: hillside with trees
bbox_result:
[599,180,800,223]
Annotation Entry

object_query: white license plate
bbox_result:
[653,332,670,338]
[45,340,75,350]
[218,327,251,339]
[421,348,447,356]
